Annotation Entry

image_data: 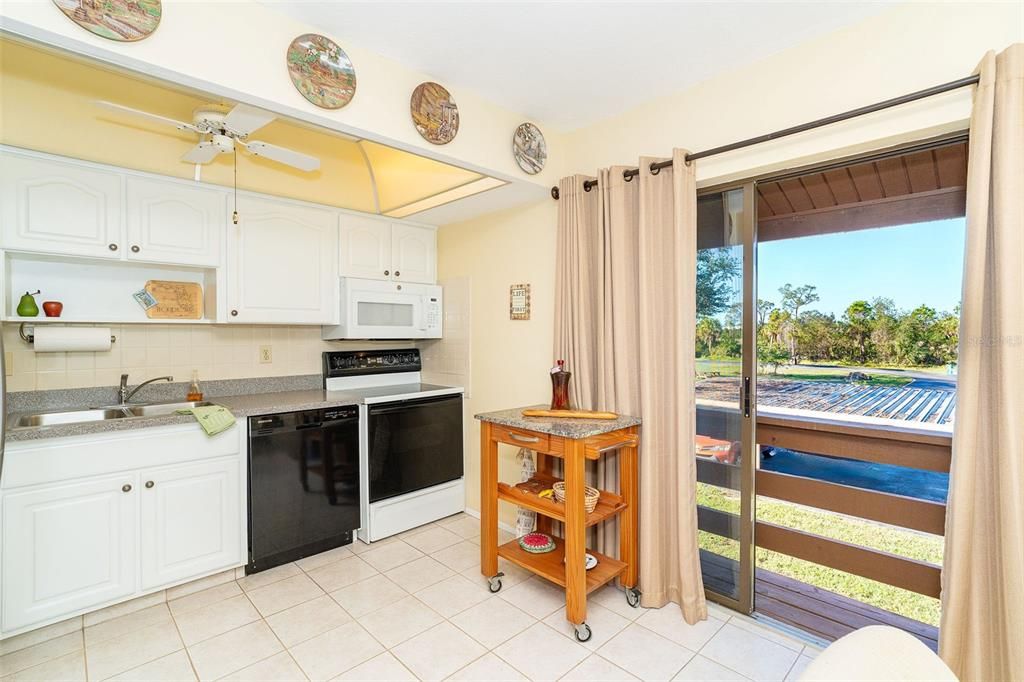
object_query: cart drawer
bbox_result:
[491,424,551,452]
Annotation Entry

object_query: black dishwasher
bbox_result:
[247,406,359,573]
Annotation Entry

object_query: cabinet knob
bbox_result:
[108,243,118,251]
[394,271,401,277]
[396,284,402,291]
[145,480,154,489]
[121,484,132,493]
[384,270,390,276]
[231,310,238,317]
[131,245,140,253]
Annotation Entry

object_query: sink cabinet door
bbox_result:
[2,475,137,632]
[125,176,226,267]
[226,196,338,323]
[139,457,241,590]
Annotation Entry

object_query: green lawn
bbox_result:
[698,484,942,626]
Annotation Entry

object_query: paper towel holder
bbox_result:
[19,323,117,346]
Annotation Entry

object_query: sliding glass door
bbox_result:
[694,183,756,612]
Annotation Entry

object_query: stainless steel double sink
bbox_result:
[14,401,213,428]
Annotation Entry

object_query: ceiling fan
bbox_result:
[95,101,321,172]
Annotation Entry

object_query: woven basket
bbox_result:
[552,481,600,513]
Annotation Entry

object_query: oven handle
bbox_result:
[368,395,462,415]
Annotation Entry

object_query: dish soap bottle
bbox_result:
[186,370,204,402]
[550,359,571,410]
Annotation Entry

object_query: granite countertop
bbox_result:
[475,404,641,439]
[5,389,366,442]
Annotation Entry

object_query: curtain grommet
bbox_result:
[650,165,661,176]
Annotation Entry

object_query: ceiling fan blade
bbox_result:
[242,141,320,172]
[181,142,222,164]
[223,104,275,136]
[96,101,200,133]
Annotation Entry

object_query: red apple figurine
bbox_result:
[42,301,63,317]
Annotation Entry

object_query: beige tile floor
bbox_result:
[0,513,822,681]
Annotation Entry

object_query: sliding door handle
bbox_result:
[743,376,751,418]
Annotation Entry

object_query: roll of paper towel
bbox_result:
[33,327,112,353]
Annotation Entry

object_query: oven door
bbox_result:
[367,394,463,503]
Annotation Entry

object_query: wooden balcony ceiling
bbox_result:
[758,141,968,241]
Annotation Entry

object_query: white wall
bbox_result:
[566,2,1023,186]
[0,0,567,190]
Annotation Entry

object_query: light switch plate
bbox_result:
[259,345,272,364]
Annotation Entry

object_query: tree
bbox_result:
[695,317,723,357]
[842,300,875,363]
[757,299,776,327]
[697,248,740,318]
[758,342,790,374]
[778,284,819,364]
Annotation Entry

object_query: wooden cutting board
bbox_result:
[144,280,203,319]
[521,408,619,420]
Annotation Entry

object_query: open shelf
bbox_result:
[497,536,626,594]
[497,473,627,528]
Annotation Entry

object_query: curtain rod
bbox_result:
[550,73,980,200]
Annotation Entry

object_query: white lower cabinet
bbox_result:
[2,475,137,632]
[139,458,241,591]
[0,424,246,637]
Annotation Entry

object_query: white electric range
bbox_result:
[323,349,464,542]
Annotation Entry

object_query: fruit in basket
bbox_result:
[518,532,556,553]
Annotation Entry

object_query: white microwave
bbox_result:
[322,277,443,340]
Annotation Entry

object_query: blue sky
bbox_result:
[757,218,966,318]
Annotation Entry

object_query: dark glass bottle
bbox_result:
[550,360,571,410]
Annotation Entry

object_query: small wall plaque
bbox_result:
[510,283,530,320]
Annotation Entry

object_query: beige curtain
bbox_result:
[939,44,1024,682]
[554,150,706,623]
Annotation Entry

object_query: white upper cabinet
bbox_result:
[391,223,437,285]
[139,458,240,591]
[226,195,337,324]
[338,216,437,284]
[125,177,225,267]
[339,214,391,280]
[2,474,137,631]
[0,152,123,259]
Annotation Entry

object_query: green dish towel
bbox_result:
[176,405,236,436]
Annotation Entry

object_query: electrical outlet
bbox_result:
[259,345,273,364]
[4,351,12,376]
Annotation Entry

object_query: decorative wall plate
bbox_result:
[513,122,547,174]
[286,33,357,110]
[52,0,161,42]
[410,82,459,145]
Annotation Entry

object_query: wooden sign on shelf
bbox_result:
[143,280,203,319]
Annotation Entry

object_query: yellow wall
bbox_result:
[0,39,486,214]
[436,200,557,519]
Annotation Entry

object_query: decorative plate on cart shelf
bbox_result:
[52,0,161,42]
[562,553,599,570]
[286,33,357,110]
[518,532,555,554]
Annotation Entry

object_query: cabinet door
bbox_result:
[139,458,240,591]
[0,153,122,258]
[126,176,225,267]
[339,215,391,280]
[391,223,437,284]
[226,196,337,323]
[2,475,136,632]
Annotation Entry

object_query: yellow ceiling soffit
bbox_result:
[385,177,508,218]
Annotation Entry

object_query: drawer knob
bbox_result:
[121,484,132,493]
[394,271,401,277]
[108,243,118,251]
[384,270,390,276]
[145,480,154,489]
[131,245,140,253]
[231,310,238,317]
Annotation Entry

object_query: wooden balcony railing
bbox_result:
[697,408,952,601]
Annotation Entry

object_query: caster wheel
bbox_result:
[574,623,592,643]
[487,572,504,593]
[625,587,642,608]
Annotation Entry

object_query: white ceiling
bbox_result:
[265,1,894,132]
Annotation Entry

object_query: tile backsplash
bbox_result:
[2,323,410,392]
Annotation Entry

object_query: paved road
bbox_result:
[760,448,949,503]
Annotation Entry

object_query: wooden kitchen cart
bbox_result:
[476,406,641,642]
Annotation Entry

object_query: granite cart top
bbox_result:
[475,404,641,439]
